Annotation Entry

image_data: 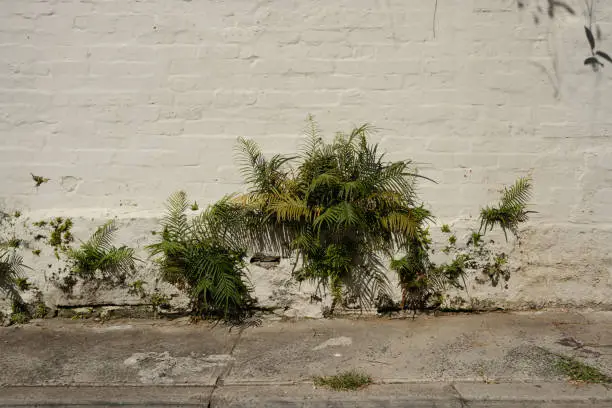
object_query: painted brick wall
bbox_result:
[1,0,611,309]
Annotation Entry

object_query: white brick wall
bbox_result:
[1,0,611,309]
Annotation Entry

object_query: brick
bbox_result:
[169,59,249,75]
[258,91,340,108]
[88,46,157,62]
[3,62,50,76]
[174,91,215,107]
[250,59,334,74]
[110,148,200,167]
[427,138,472,153]
[182,120,226,135]
[360,75,403,90]
[50,61,90,76]
[89,62,156,77]
[300,30,348,43]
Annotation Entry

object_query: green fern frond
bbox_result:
[291,230,318,252]
[235,138,293,194]
[308,173,341,194]
[81,220,117,253]
[0,248,26,303]
[479,176,534,240]
[162,191,190,239]
[335,202,364,229]
[67,220,136,279]
[313,203,364,231]
[301,114,323,160]
[339,180,366,201]
[236,137,264,177]
[380,211,422,238]
[344,255,390,308]
[348,123,374,141]
[501,176,532,208]
[268,154,295,173]
[269,195,313,223]
[97,246,135,275]
[378,162,415,197]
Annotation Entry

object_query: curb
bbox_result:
[1,382,610,407]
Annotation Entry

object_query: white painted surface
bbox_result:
[1,1,611,313]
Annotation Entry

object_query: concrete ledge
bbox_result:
[454,382,612,408]
[210,383,462,408]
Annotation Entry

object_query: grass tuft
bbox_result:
[313,370,372,391]
[10,312,30,325]
[555,356,611,384]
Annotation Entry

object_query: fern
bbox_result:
[479,177,534,240]
[161,191,190,240]
[155,120,534,315]
[0,247,26,304]
[148,192,252,319]
[235,138,294,195]
[301,114,324,161]
[390,227,438,312]
[66,220,136,280]
[227,117,433,312]
[394,176,535,313]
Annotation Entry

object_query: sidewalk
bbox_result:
[1,311,611,407]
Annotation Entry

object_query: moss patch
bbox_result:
[555,355,611,384]
[10,312,30,325]
[313,370,372,391]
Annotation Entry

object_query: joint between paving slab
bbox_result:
[450,383,470,408]
[207,325,246,407]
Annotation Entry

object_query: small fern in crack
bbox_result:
[66,221,136,280]
[148,191,253,320]
[479,176,535,241]
[0,246,26,304]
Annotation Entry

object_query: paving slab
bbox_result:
[225,312,612,384]
[0,386,213,407]
[0,319,239,386]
